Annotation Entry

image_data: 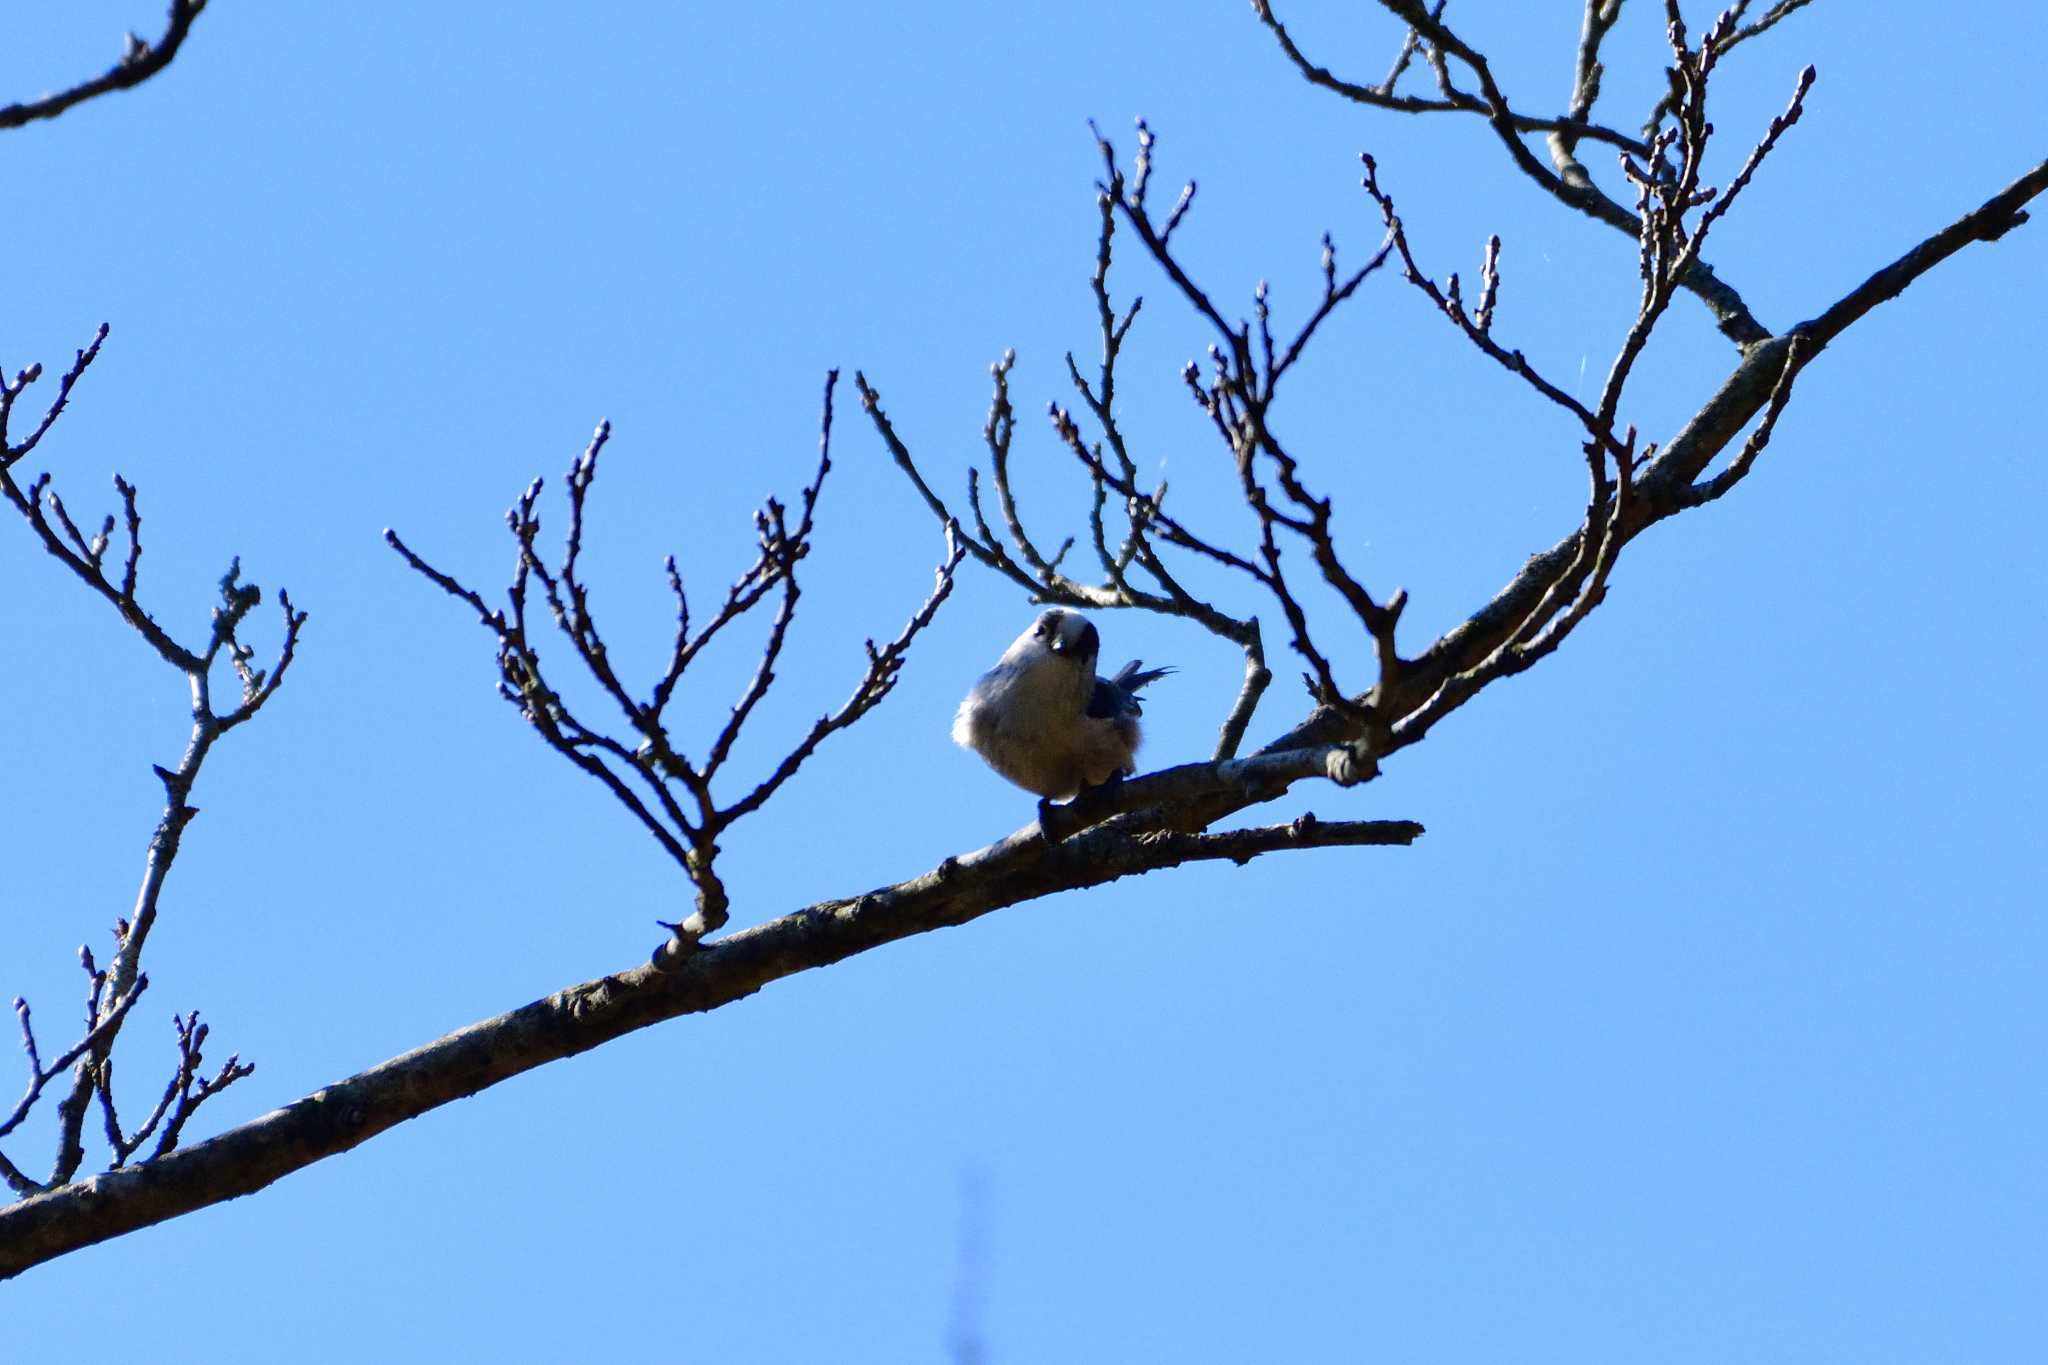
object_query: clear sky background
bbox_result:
[2,3,2042,1360]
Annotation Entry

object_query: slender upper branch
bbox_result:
[1,325,300,1198]
[1254,0,1650,160]
[1256,0,1771,345]
[1800,160,2048,347]
[0,1,210,130]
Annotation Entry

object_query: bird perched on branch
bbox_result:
[954,609,1170,800]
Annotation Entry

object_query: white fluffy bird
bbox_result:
[953,609,1170,799]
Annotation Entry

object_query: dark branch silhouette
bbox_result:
[1,334,301,1199]
[384,373,967,948]
[0,2,210,131]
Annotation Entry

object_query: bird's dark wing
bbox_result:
[1087,676,1129,719]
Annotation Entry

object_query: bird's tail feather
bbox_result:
[1111,660,1173,693]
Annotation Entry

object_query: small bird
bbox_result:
[953,609,1170,799]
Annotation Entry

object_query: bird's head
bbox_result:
[1019,608,1099,668]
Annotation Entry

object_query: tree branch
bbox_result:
[1254,0,1650,160]
[0,1,209,131]
[0,802,1421,1278]
[1800,159,2048,348]
[1256,0,1771,345]
[2,327,300,1197]
[1253,154,2047,776]
[7,3,2038,1283]
[388,385,963,946]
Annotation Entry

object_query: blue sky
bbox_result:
[2,3,2042,1360]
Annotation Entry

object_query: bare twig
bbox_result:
[1548,0,1629,192]
[1643,0,1819,133]
[1591,43,1814,442]
[1679,336,1807,506]
[2,327,298,1193]
[0,335,233,677]
[707,524,966,834]
[1380,0,1445,95]
[1257,0,1771,344]
[148,1012,254,1160]
[1091,127,1411,718]
[1,325,108,470]
[862,165,1286,754]
[390,380,963,947]
[1,981,149,1146]
[1361,155,1626,457]
[1254,0,1649,161]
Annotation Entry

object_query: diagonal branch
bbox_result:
[1799,159,2048,348]
[0,1,210,130]
[0,800,1421,1278]
[1263,154,2048,780]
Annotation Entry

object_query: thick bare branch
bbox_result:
[0,793,1420,1278]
